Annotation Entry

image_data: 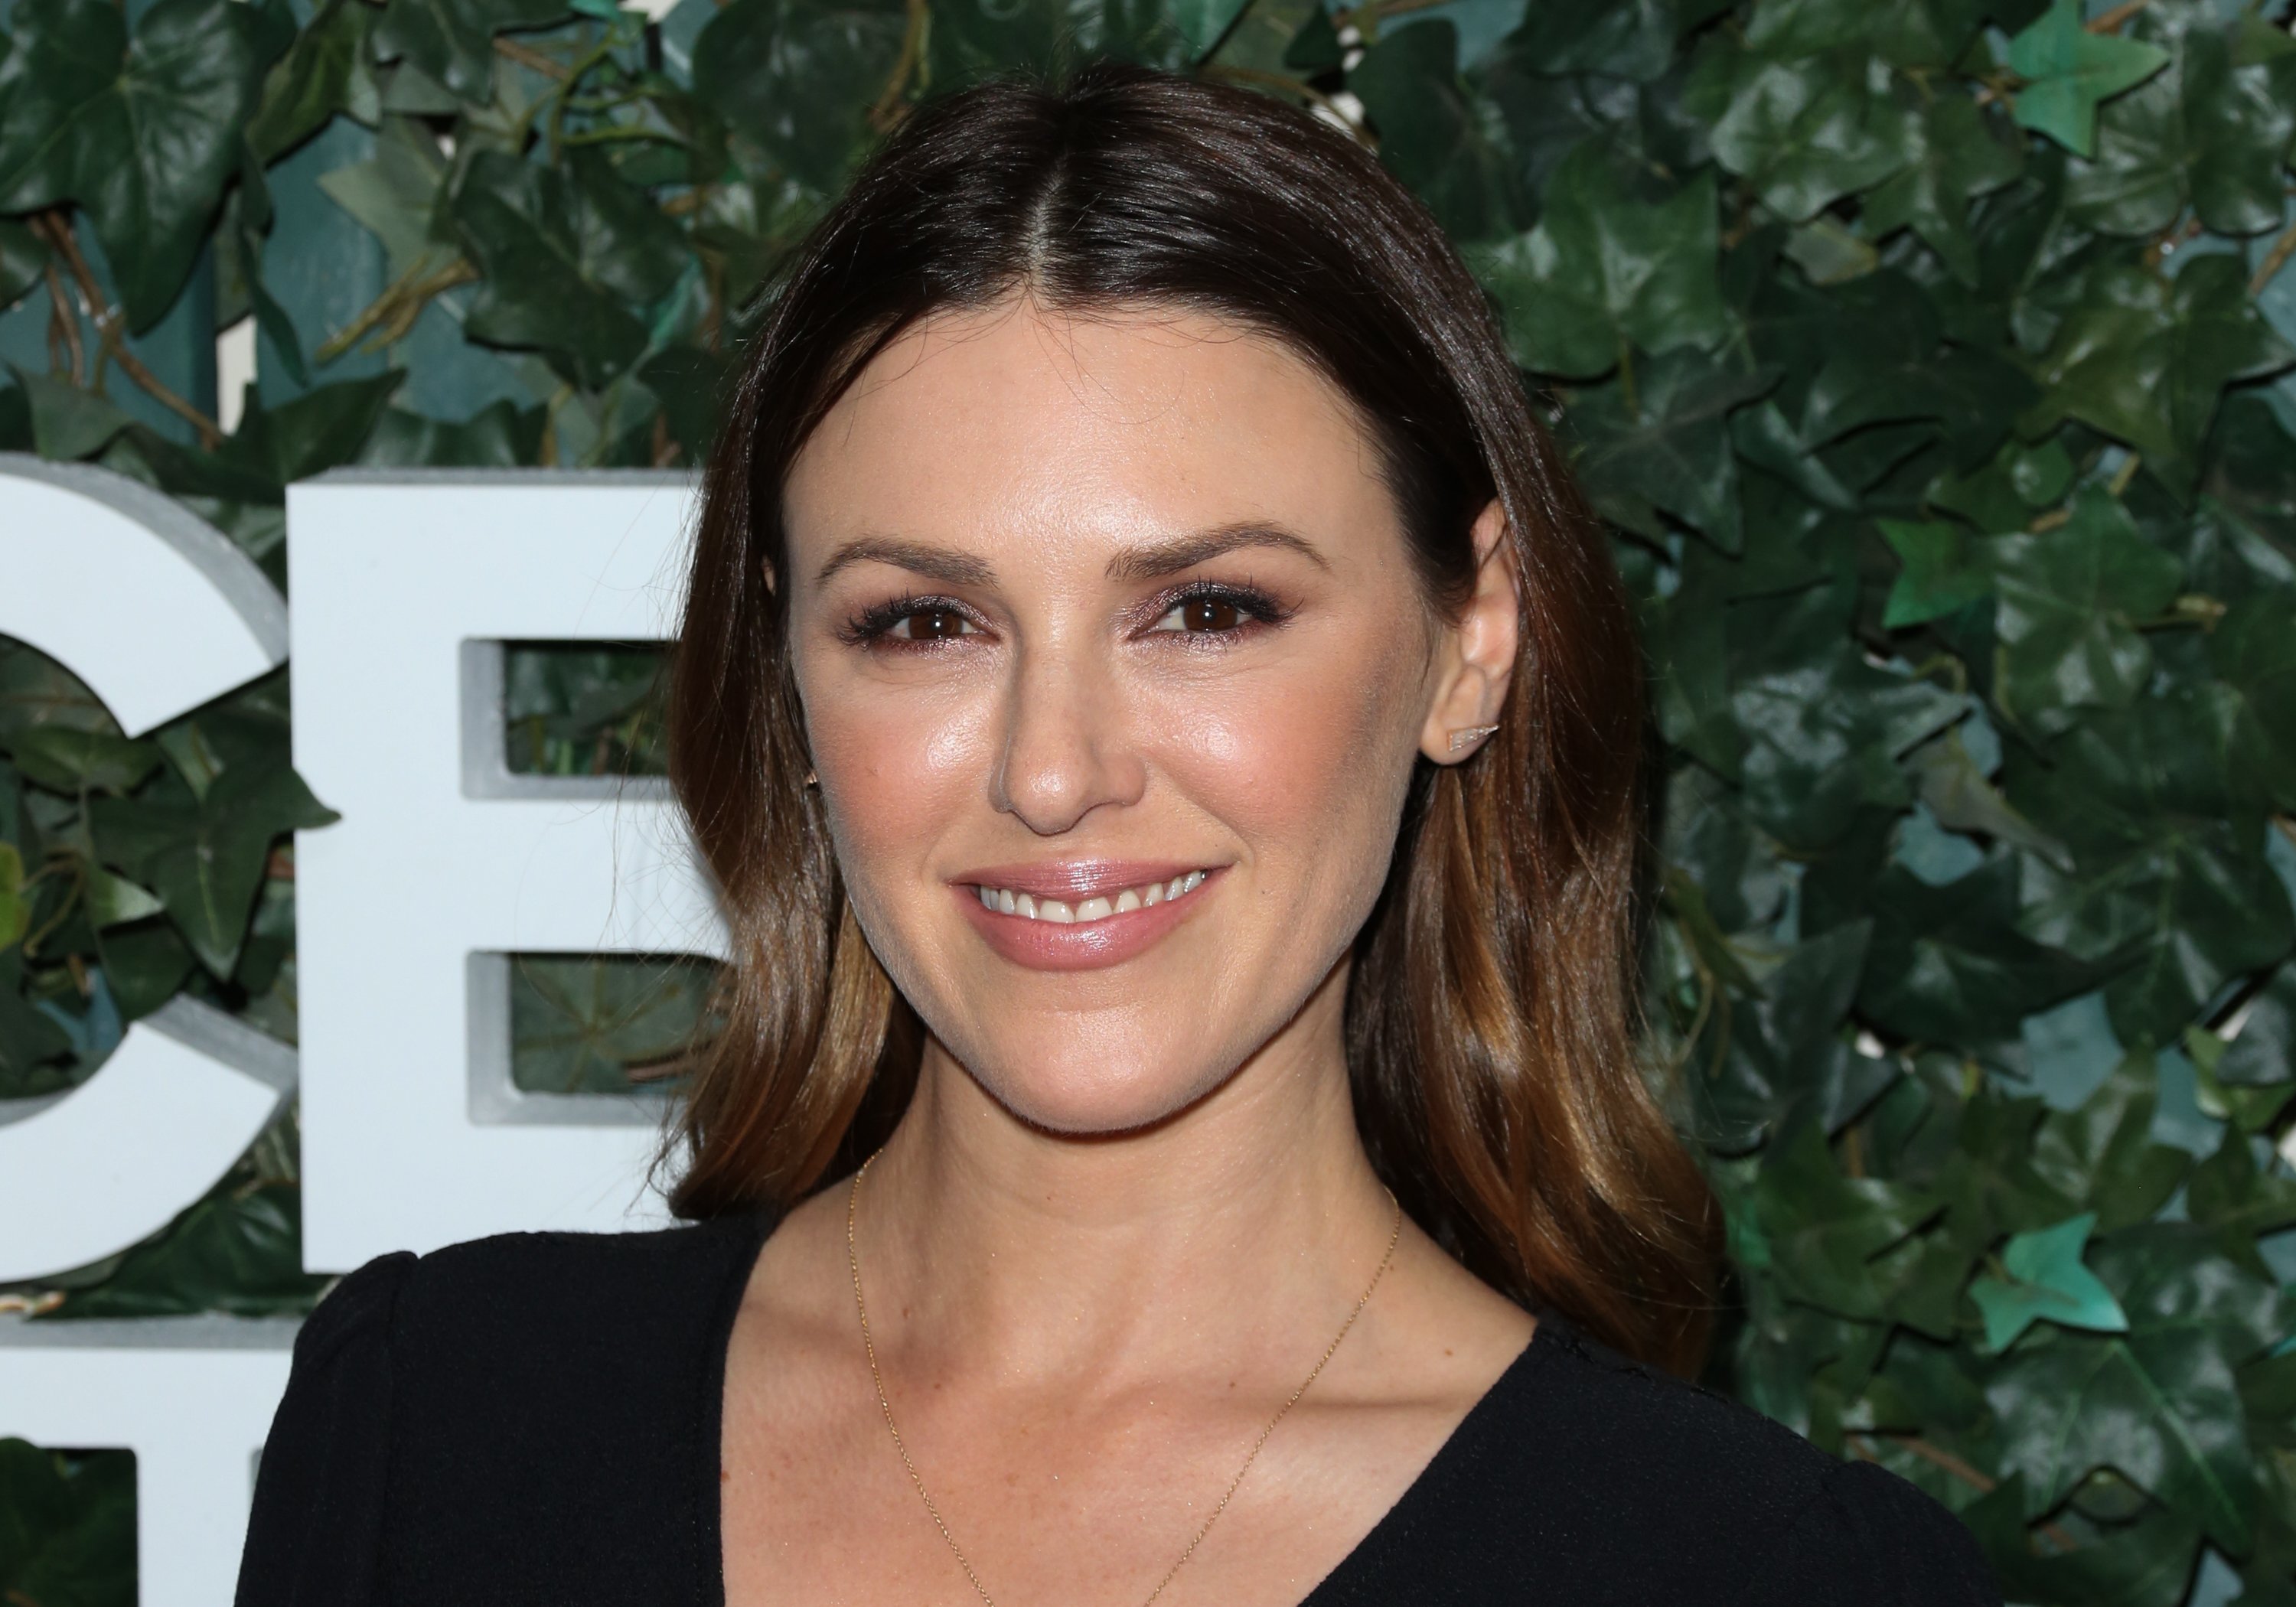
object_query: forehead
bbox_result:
[781,298,1400,571]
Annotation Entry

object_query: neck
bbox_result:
[852,961,1396,1384]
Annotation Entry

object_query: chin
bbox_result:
[957,1034,1238,1136]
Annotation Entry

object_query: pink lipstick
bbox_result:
[953,859,1224,971]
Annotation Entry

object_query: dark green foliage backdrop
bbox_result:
[3,0,2296,1599]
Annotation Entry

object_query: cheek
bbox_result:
[794,651,994,886]
[1151,624,1427,888]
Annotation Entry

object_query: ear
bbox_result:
[1418,500,1520,764]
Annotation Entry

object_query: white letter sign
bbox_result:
[288,469,727,1270]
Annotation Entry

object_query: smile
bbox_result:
[953,861,1225,971]
[973,870,1209,924]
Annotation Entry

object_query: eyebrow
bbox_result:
[811,520,1329,591]
[814,536,997,589]
[1104,522,1329,582]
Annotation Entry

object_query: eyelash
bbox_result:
[838,580,1295,651]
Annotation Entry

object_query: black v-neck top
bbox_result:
[233,1211,1998,1606]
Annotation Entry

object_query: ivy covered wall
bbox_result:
[5,0,2296,1601]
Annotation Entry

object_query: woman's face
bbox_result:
[783,298,1510,1134]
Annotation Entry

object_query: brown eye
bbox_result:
[891,605,974,641]
[1154,595,1247,633]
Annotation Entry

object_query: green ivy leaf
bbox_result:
[1861,91,2024,287]
[1988,1224,2277,1553]
[2011,696,2296,1045]
[926,0,1186,85]
[2064,20,2294,239]
[2004,0,2169,159]
[1730,624,1965,852]
[1751,1116,1936,1319]
[315,116,453,282]
[227,145,309,389]
[82,865,162,929]
[2027,256,2294,504]
[0,1439,135,1607]
[0,953,75,1094]
[1858,858,2104,1048]
[638,344,731,462]
[2200,393,2296,561]
[1472,142,1721,378]
[1970,1210,2129,1351]
[0,217,46,309]
[357,399,550,468]
[1779,216,1876,286]
[1991,1498,2203,1607]
[1732,1292,1887,1439]
[2219,960,2296,1088]
[1351,21,1522,243]
[453,148,689,389]
[2030,1047,2192,1233]
[1685,35,1916,220]
[0,841,28,952]
[1930,435,2076,533]
[1727,397,1860,510]
[1925,1086,2071,1268]
[223,373,408,491]
[4,729,161,794]
[1990,486,2183,738]
[1801,320,2036,473]
[0,0,263,331]
[694,0,907,194]
[1689,918,1896,1153]
[93,918,194,1020]
[1167,0,1247,59]
[245,0,380,162]
[1739,0,1985,69]
[2184,1125,2296,1276]
[1738,266,2030,480]
[1496,0,1681,83]
[372,0,567,105]
[1880,517,1994,627]
[1646,552,1744,776]
[7,368,135,461]
[2210,590,2296,817]
[88,764,337,979]
[1905,724,2066,865]
[1276,2,1342,73]
[1564,353,1774,553]
[39,1178,331,1319]
[510,953,715,1094]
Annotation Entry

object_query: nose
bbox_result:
[988,639,1146,835]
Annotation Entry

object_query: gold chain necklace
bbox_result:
[846,1153,1404,1607]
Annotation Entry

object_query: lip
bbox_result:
[954,861,1225,972]
[954,859,1210,900]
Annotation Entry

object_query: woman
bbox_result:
[236,65,1997,1606]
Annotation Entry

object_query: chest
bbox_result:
[716,1334,1460,1607]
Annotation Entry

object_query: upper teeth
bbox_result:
[977,870,1208,924]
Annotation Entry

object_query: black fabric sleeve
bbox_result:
[1736,1457,2001,1606]
[234,1253,416,1607]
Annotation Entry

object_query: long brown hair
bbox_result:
[664,64,1720,1373]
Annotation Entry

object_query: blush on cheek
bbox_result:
[1169,656,1420,914]
[798,671,990,987]
[804,655,996,830]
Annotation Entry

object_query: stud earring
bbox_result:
[1447,724,1501,755]
[804,768,819,788]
